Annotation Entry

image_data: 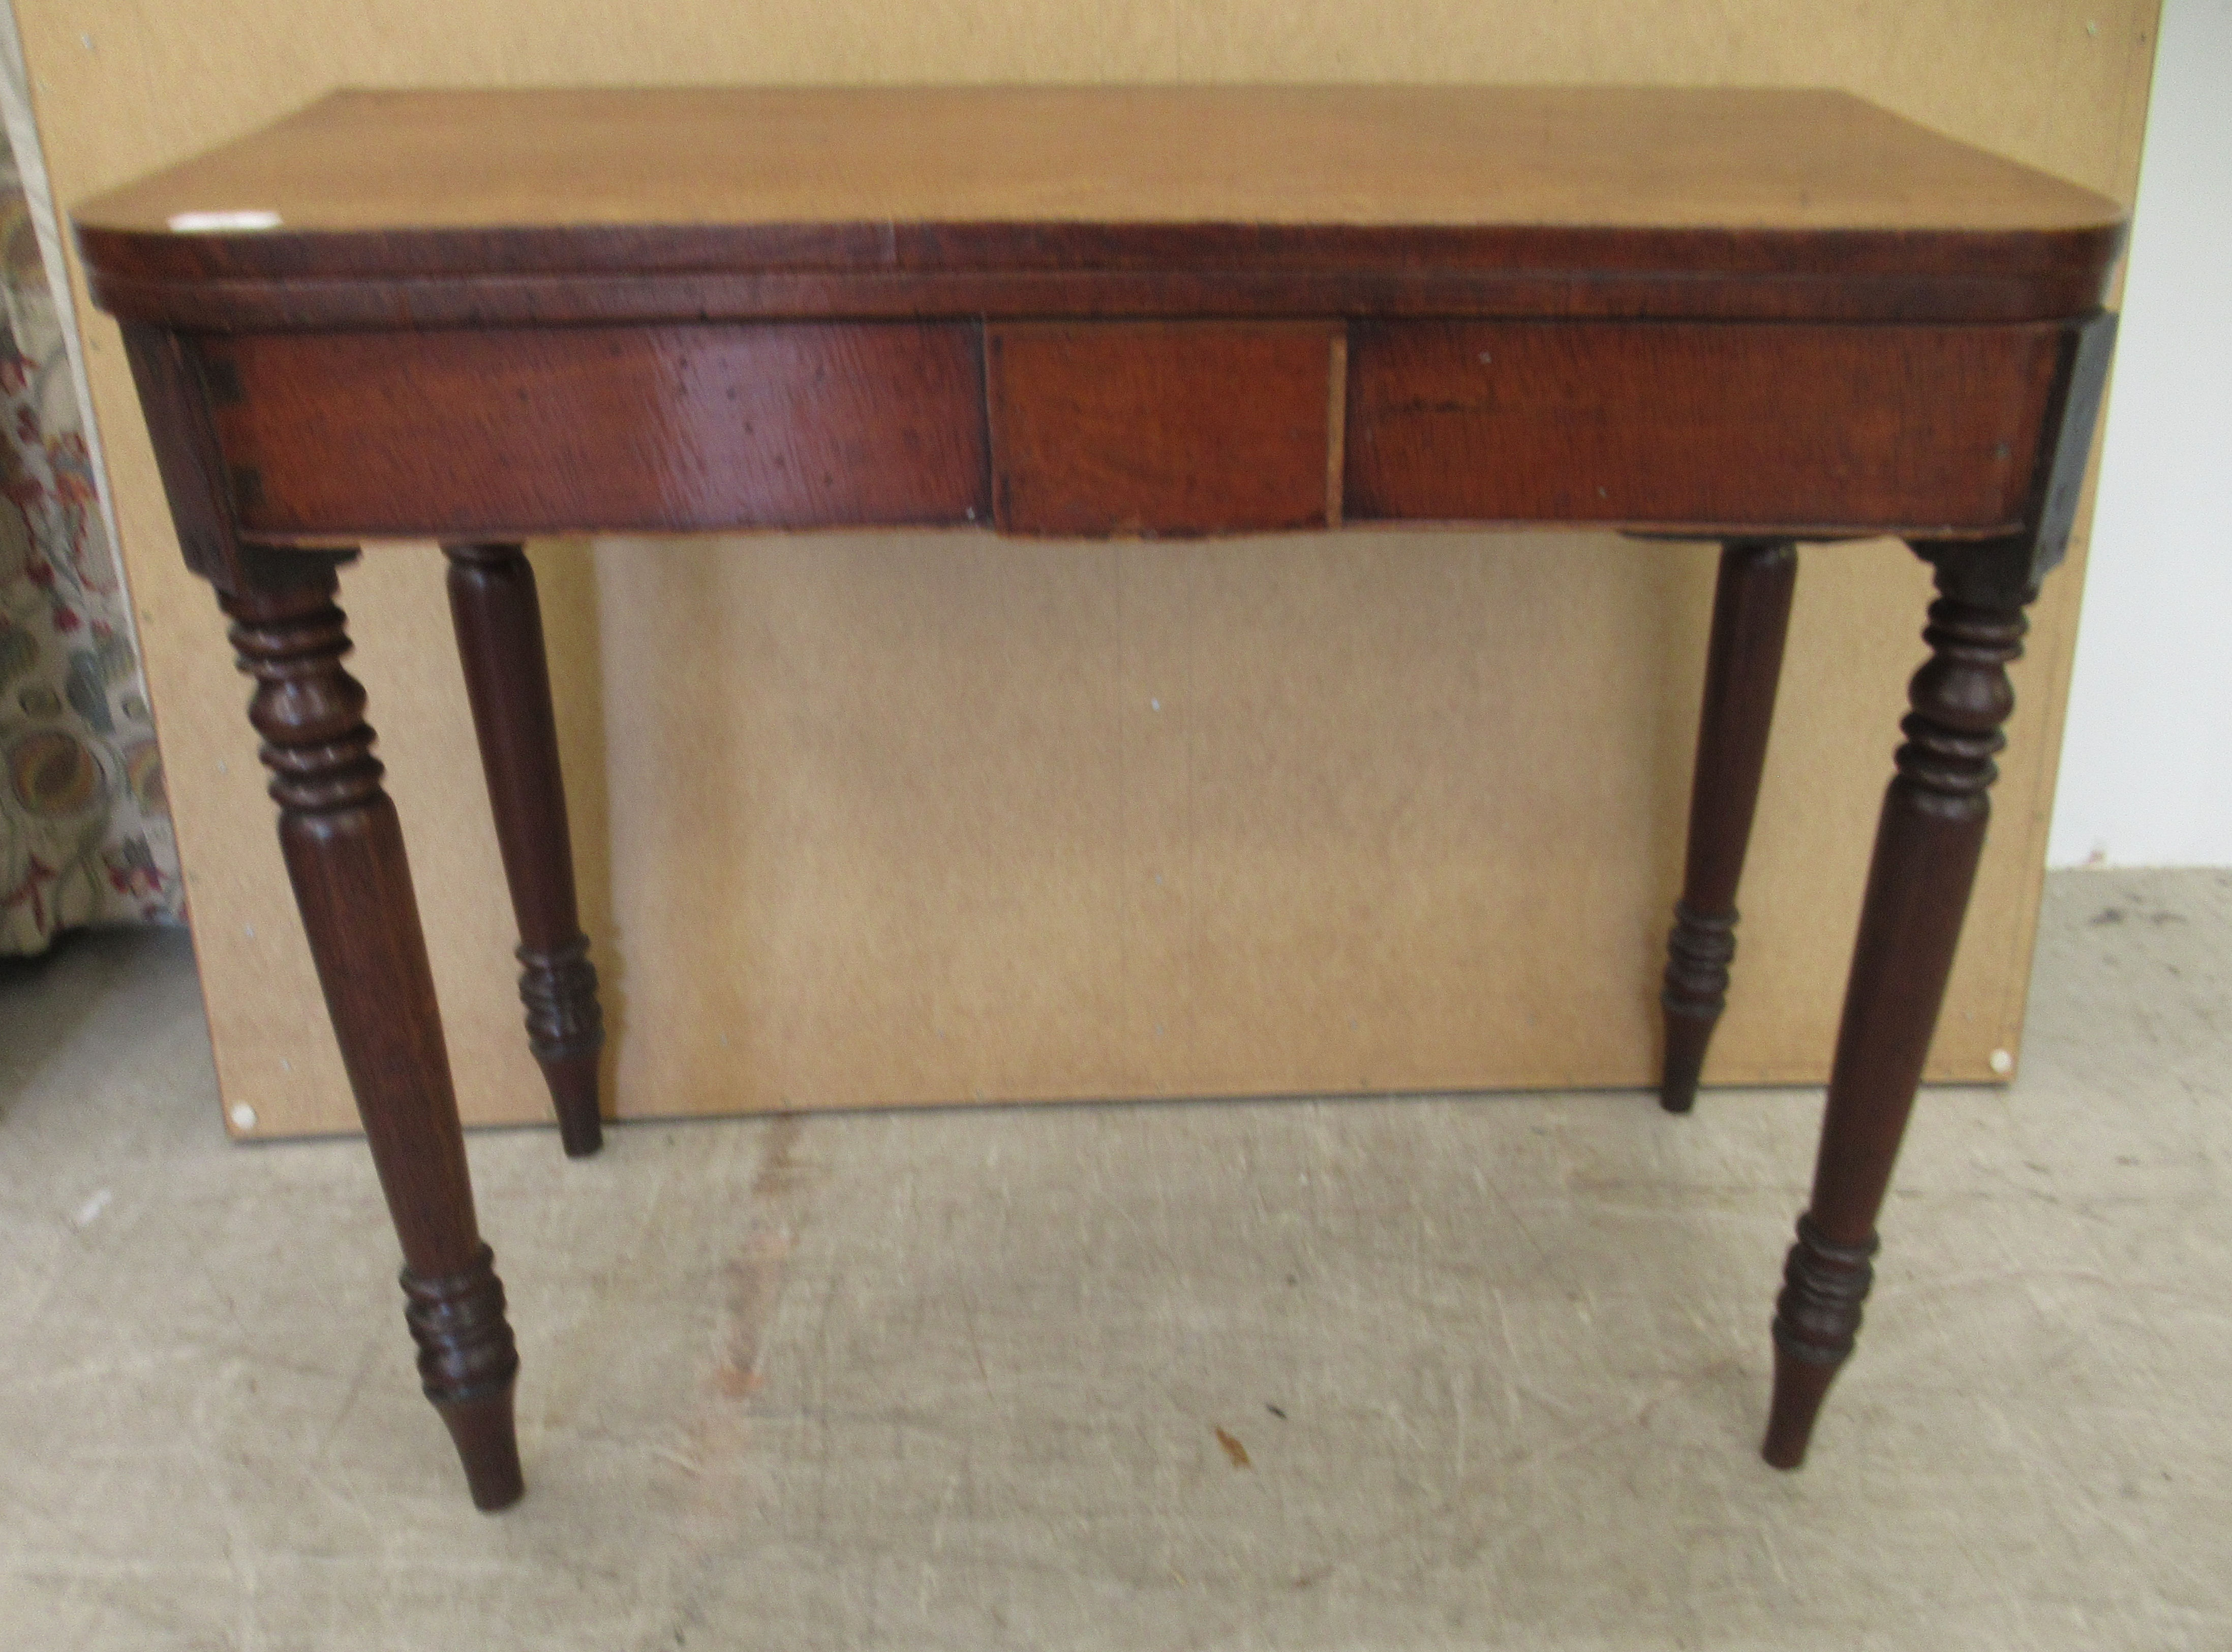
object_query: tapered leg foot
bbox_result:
[539,1049,604,1160]
[1660,539,1796,1113]
[518,936,605,1158]
[1761,1215,1877,1468]
[1661,903,1736,1113]
[1659,1025,1709,1114]
[445,543,607,1158]
[434,1389,525,1512]
[405,1243,524,1510]
[1762,1351,1837,1471]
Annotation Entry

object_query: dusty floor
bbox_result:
[1,868,2226,1650]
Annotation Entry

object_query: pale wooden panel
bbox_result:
[14,1,2159,1136]
[77,86,2120,236]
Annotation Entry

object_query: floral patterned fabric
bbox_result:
[0,132,177,952]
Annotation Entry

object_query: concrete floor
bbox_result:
[1,869,2226,1650]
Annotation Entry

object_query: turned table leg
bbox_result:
[1762,541,2031,1469]
[443,542,606,1158]
[1661,538,1798,1113]
[226,561,525,1510]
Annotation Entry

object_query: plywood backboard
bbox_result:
[14,2,2159,1137]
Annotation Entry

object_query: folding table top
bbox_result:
[75,86,2125,328]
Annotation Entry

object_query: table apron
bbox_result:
[195,316,2075,543]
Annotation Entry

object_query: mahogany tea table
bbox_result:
[73,86,2124,1510]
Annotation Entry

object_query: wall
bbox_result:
[2049,0,2232,868]
[13,2,2160,1136]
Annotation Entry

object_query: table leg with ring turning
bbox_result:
[1763,538,2033,1469]
[224,559,526,1509]
[1661,537,1798,1113]
[444,541,607,1158]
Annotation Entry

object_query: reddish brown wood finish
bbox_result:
[84,254,2128,335]
[1344,320,2064,535]
[1661,539,1798,1113]
[74,89,2128,330]
[445,543,605,1158]
[1759,315,2114,1467]
[197,315,2084,547]
[223,564,522,1510]
[1762,541,2031,1470]
[118,323,257,590]
[987,322,1339,536]
[83,87,2130,1506]
[204,324,990,539]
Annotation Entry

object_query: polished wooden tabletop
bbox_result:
[77,87,2124,326]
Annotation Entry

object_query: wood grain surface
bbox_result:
[73,87,2125,328]
[1344,320,2067,534]
[988,323,1338,536]
[206,324,991,536]
[204,315,2078,545]
[78,85,2122,235]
